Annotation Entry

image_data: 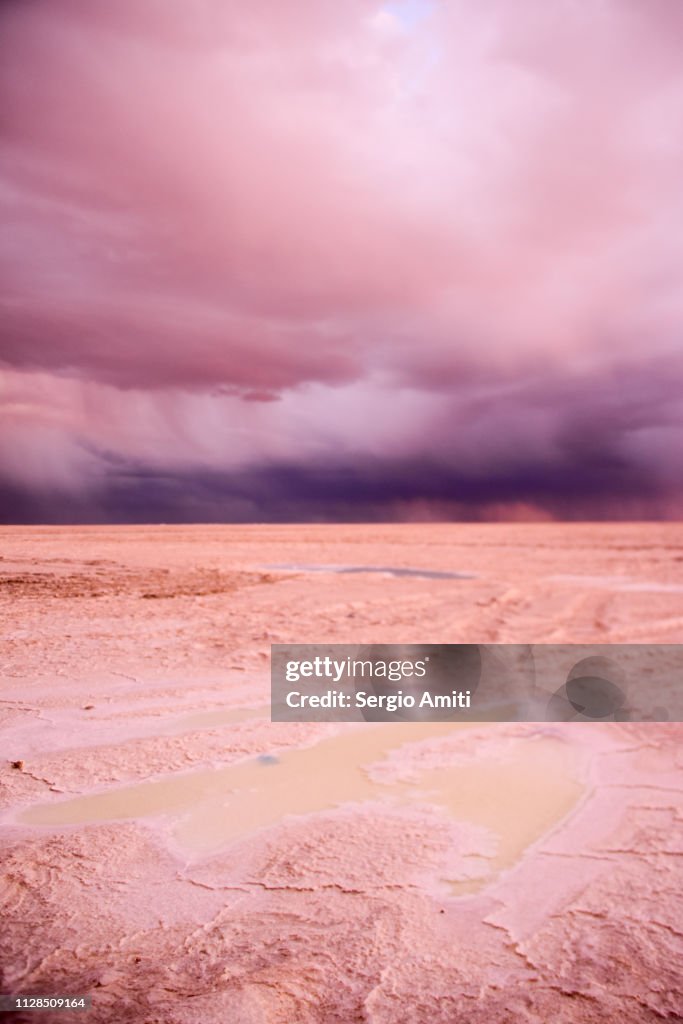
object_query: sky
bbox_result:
[1,0,682,523]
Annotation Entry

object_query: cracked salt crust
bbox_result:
[1,523,682,1023]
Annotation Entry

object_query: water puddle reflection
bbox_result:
[266,564,474,580]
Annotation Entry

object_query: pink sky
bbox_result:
[1,0,682,521]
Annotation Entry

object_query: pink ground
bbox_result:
[1,523,682,1023]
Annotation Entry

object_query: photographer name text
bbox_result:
[285,689,472,711]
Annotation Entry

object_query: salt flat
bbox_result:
[1,523,682,1023]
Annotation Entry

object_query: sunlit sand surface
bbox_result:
[1,523,682,1023]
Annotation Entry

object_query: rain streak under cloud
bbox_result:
[1,0,682,522]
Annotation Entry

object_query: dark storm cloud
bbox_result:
[1,354,679,523]
[1,0,682,520]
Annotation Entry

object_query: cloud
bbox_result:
[1,351,680,521]
[0,0,682,519]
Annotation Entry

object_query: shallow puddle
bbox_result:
[19,724,584,891]
[266,564,474,580]
[412,743,583,893]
